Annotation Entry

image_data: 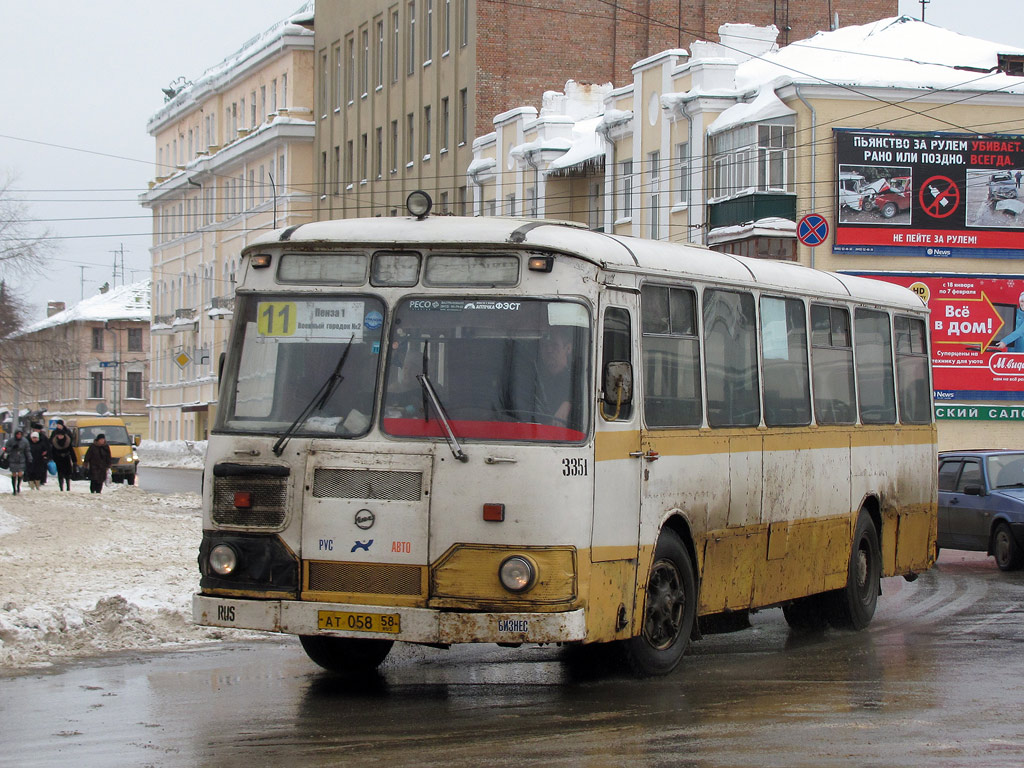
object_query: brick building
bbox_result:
[311,0,894,219]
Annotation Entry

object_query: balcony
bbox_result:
[172,308,198,334]
[707,191,797,230]
[208,295,235,320]
[151,314,175,335]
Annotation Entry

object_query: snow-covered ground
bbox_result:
[0,479,241,671]
[136,439,207,469]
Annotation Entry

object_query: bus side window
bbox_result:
[601,307,633,421]
[703,289,759,428]
[810,304,856,425]
[760,296,811,426]
[641,285,702,427]
[855,308,897,425]
[894,315,931,424]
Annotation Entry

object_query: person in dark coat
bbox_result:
[30,422,51,485]
[49,420,76,491]
[25,432,49,490]
[83,433,112,494]
[3,429,30,494]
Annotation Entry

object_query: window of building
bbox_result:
[407,0,416,74]
[282,72,288,107]
[92,327,103,351]
[320,151,327,197]
[334,145,341,194]
[362,28,370,96]
[461,0,469,46]
[458,88,468,145]
[618,159,633,220]
[440,190,449,213]
[126,371,143,400]
[260,85,266,121]
[423,105,432,159]
[346,141,354,187]
[407,112,415,165]
[128,327,143,352]
[89,371,103,399]
[332,45,341,110]
[271,78,278,112]
[376,19,385,87]
[674,142,688,204]
[441,96,449,152]
[391,11,400,82]
[708,120,795,198]
[390,119,399,172]
[346,36,355,103]
[526,187,537,218]
[376,127,383,179]
[505,193,516,216]
[425,0,433,63]
[250,90,256,127]
[443,0,451,53]
[361,133,368,181]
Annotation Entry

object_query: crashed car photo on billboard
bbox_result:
[837,164,913,224]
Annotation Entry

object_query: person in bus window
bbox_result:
[534,326,576,426]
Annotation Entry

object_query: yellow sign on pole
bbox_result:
[174,351,192,370]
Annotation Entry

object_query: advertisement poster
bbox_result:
[834,129,1024,258]
[854,272,1024,401]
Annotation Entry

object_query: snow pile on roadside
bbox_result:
[0,481,245,670]
[137,439,207,469]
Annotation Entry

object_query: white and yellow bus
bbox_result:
[194,192,936,676]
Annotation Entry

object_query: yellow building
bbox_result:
[0,281,152,439]
[140,4,316,441]
[470,17,1024,449]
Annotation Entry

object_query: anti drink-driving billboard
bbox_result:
[835,129,1024,258]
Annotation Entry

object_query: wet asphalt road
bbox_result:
[4,549,1024,768]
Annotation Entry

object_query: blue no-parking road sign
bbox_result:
[797,214,829,247]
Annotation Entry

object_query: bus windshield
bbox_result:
[219,294,385,437]
[382,297,590,442]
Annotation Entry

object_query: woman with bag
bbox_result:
[3,429,30,495]
[49,420,77,491]
[83,433,112,494]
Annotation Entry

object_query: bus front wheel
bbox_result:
[299,635,393,674]
[827,511,880,630]
[621,529,696,677]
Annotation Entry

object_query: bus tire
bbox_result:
[621,529,696,677]
[827,511,880,630]
[782,594,830,632]
[299,635,393,674]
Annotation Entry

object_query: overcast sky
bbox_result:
[1,1,1022,321]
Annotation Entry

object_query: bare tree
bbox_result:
[0,173,52,279]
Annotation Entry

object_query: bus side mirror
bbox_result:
[603,361,633,407]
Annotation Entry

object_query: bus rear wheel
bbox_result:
[621,529,696,677]
[826,511,880,630]
[299,635,393,674]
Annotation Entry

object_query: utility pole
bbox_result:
[110,243,126,288]
[919,0,929,21]
[79,266,87,300]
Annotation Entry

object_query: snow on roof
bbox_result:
[548,115,606,171]
[148,2,314,126]
[735,16,1024,94]
[707,87,796,135]
[20,280,152,335]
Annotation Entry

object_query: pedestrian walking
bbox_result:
[30,422,51,485]
[3,429,30,494]
[49,420,76,491]
[83,433,112,494]
[25,432,48,490]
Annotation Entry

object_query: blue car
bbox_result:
[938,450,1024,570]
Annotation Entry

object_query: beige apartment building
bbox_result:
[0,281,152,438]
[140,5,316,441]
[470,17,1024,450]
[311,0,893,220]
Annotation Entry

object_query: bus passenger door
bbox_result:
[591,296,642,640]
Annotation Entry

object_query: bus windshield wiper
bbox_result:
[272,334,354,457]
[417,373,468,463]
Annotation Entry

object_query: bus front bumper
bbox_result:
[193,594,587,644]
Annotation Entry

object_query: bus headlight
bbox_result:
[209,544,238,576]
[499,555,535,593]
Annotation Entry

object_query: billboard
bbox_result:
[834,129,1024,258]
[854,272,1024,402]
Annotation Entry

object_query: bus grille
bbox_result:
[212,476,287,528]
[307,561,424,596]
[312,468,422,501]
